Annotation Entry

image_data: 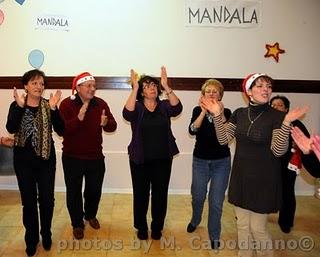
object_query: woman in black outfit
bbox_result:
[123,67,182,240]
[6,69,64,257]
[202,73,308,257]
[270,95,320,233]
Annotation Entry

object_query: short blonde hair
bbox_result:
[201,79,224,99]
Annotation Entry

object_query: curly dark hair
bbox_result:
[136,75,162,102]
[21,69,47,87]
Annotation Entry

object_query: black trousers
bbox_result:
[62,155,105,228]
[278,167,297,228]
[14,153,56,247]
[129,159,172,232]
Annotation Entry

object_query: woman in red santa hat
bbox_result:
[59,72,117,240]
[201,73,308,257]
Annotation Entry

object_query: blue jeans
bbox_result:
[190,156,231,241]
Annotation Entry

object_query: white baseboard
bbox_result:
[0,184,315,196]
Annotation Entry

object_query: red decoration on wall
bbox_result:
[264,42,285,62]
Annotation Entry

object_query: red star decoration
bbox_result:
[264,42,285,63]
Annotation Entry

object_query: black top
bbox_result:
[141,105,169,161]
[189,106,231,160]
[228,103,286,214]
[302,152,320,178]
[6,101,64,161]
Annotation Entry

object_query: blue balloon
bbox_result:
[15,0,25,5]
[28,49,44,69]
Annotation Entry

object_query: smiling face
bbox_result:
[76,80,96,101]
[248,77,273,104]
[24,75,45,99]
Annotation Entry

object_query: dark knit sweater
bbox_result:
[214,103,291,214]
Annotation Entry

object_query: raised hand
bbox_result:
[201,98,223,116]
[13,87,26,108]
[49,90,62,110]
[199,96,207,113]
[78,101,89,121]
[130,69,139,91]
[284,105,309,124]
[100,109,108,127]
[311,135,320,161]
[291,126,312,154]
[160,66,169,90]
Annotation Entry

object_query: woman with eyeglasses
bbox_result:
[186,79,231,250]
[123,66,182,240]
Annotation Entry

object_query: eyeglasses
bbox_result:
[143,82,158,89]
[80,83,96,90]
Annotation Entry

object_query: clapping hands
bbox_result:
[284,106,309,125]
[130,69,139,91]
[200,98,224,116]
[13,87,26,108]
[49,90,62,110]
[78,101,89,121]
[100,109,108,127]
[291,126,320,161]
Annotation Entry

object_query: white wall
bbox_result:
[0,0,319,79]
[0,0,319,194]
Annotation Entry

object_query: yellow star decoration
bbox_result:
[264,42,285,63]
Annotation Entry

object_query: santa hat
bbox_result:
[242,73,267,96]
[287,147,302,175]
[70,72,95,100]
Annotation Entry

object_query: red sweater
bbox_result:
[59,95,117,160]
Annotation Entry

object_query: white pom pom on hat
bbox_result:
[242,73,267,96]
[287,147,302,175]
[70,72,95,100]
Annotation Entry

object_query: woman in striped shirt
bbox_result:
[201,73,308,257]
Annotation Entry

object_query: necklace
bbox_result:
[247,108,266,136]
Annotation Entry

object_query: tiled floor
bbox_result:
[0,190,319,257]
